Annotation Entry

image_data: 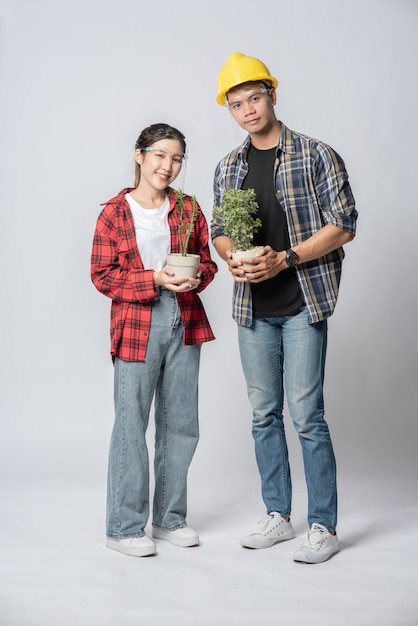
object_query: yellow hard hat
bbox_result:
[216,52,278,106]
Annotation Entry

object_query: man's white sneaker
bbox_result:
[241,512,296,549]
[106,535,156,557]
[152,526,200,547]
[293,523,339,563]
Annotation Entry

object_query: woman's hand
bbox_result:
[154,267,202,292]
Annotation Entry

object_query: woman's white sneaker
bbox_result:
[152,526,200,547]
[241,512,296,549]
[293,523,339,563]
[106,535,156,557]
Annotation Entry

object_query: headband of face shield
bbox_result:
[141,146,187,164]
[224,83,271,108]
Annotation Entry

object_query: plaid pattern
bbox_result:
[211,123,357,325]
[91,188,217,361]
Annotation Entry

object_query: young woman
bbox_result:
[91,123,217,557]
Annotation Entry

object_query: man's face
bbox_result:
[226,83,277,134]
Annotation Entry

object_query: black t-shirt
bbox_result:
[242,144,304,318]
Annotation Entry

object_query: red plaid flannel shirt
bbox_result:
[91,188,217,361]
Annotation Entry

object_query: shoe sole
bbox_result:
[152,528,200,547]
[241,529,296,549]
[293,546,339,564]
[106,538,156,557]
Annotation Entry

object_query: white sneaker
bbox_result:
[152,526,200,547]
[293,523,339,563]
[241,512,296,549]
[106,535,156,557]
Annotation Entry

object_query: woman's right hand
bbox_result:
[153,267,200,292]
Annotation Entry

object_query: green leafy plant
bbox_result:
[175,189,200,256]
[213,188,261,252]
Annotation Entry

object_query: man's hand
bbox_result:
[229,246,287,283]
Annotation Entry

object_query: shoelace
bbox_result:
[305,524,327,548]
[257,513,279,533]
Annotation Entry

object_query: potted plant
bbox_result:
[213,188,262,261]
[167,189,201,278]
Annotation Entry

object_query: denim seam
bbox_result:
[115,364,125,535]
[159,388,168,522]
[157,295,178,524]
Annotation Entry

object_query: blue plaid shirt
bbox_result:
[211,123,357,326]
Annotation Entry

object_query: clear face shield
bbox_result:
[224,85,271,110]
[141,146,187,165]
[141,146,188,189]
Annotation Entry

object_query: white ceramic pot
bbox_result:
[231,246,263,265]
[166,253,200,279]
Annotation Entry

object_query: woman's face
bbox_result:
[135,138,185,191]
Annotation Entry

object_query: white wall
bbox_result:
[1,0,417,502]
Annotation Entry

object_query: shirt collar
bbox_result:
[278,122,296,155]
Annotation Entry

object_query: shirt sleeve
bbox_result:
[90,206,156,303]
[314,143,357,234]
[211,161,227,241]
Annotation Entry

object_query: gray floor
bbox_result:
[1,476,417,626]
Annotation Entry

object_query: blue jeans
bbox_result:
[238,307,337,531]
[106,288,201,539]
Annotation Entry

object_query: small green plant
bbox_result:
[175,188,200,256]
[213,188,261,252]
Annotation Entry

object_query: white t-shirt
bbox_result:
[126,194,170,270]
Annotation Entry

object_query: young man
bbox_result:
[211,53,357,564]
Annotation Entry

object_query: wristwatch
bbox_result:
[285,248,299,268]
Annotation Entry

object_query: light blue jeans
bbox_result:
[106,288,201,539]
[238,307,337,531]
